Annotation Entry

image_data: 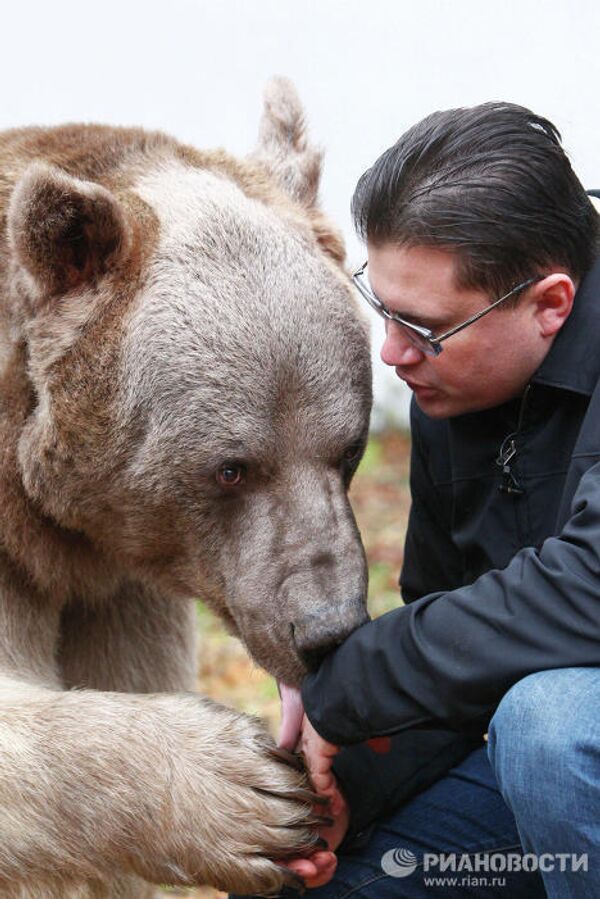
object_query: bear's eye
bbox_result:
[342,442,363,467]
[340,441,364,485]
[216,462,247,489]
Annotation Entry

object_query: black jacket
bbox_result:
[302,252,600,839]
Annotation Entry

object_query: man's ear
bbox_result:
[533,273,576,337]
[7,162,132,298]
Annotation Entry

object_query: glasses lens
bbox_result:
[394,322,436,356]
[354,268,438,356]
[404,326,432,355]
[353,273,380,310]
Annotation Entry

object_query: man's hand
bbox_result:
[277,686,390,889]
[299,715,343,814]
[279,718,393,888]
[279,715,350,888]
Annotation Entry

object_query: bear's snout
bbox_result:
[291,600,370,670]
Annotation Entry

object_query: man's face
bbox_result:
[368,243,554,418]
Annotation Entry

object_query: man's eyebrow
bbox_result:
[376,285,448,330]
[391,308,444,330]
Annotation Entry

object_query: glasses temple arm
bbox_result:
[434,276,544,343]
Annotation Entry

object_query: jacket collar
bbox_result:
[533,254,600,396]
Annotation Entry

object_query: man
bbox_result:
[233,102,600,898]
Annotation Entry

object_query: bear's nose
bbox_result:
[291,604,369,671]
[294,636,340,671]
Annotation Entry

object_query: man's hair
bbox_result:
[352,102,600,297]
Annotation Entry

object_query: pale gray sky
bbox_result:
[3,0,599,425]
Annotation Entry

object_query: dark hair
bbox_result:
[352,102,600,297]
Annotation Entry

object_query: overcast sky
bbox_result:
[3,0,599,425]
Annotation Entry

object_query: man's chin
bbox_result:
[413,390,453,418]
[416,392,512,419]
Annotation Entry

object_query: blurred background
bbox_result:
[2,3,597,894]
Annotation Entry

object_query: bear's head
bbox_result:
[6,79,372,686]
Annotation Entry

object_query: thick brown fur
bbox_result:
[0,78,372,897]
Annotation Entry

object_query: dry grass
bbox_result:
[161,430,411,898]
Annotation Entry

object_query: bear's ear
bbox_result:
[251,77,345,264]
[251,76,323,210]
[7,162,131,297]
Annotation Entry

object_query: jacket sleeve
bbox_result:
[302,458,600,745]
[401,400,464,603]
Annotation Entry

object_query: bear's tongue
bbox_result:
[277,681,304,750]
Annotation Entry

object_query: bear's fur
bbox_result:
[0,78,372,897]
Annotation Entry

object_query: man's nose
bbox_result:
[380,321,425,367]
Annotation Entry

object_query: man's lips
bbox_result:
[397,374,438,393]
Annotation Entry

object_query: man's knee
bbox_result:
[487,668,599,806]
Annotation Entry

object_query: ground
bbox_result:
[161,428,411,899]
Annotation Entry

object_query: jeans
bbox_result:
[489,667,600,898]
[231,668,598,897]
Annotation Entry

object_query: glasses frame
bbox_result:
[352,262,545,357]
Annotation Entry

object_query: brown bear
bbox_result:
[0,78,372,898]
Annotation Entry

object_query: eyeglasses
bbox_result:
[352,261,545,357]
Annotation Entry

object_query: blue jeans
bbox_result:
[231,668,598,897]
[489,667,599,898]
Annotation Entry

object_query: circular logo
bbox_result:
[381,847,418,878]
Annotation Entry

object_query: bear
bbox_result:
[0,78,372,898]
